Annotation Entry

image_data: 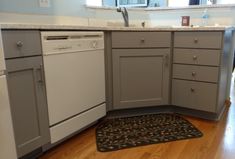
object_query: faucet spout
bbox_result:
[117,7,129,27]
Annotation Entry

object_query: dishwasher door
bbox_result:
[43,49,106,126]
[41,31,106,143]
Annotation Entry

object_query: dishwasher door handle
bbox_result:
[55,46,72,50]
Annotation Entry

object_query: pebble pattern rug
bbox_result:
[96,113,203,152]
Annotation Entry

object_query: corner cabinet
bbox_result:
[111,32,171,109]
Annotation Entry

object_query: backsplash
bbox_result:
[149,6,235,27]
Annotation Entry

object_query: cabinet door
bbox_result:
[112,49,170,109]
[6,56,50,158]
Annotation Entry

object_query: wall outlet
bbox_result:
[39,0,50,8]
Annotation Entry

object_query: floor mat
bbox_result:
[96,113,203,152]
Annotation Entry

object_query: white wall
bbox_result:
[0,0,149,26]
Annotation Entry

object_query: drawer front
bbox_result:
[174,32,222,49]
[173,64,219,83]
[2,30,42,58]
[172,79,217,112]
[112,32,171,48]
[173,49,221,66]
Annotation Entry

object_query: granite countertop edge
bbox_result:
[0,23,234,31]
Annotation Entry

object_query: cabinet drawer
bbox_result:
[173,64,219,83]
[112,32,171,48]
[172,79,217,112]
[174,32,222,49]
[2,30,42,58]
[173,49,221,66]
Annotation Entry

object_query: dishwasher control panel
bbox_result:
[41,31,104,55]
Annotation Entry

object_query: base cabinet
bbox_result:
[172,31,232,114]
[2,30,50,158]
[112,48,170,109]
[6,57,50,158]
[110,31,171,110]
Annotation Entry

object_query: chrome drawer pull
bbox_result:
[192,72,196,76]
[194,38,198,43]
[190,88,195,92]
[16,41,23,47]
[141,38,145,43]
[193,55,197,60]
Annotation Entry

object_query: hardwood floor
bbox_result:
[40,82,235,159]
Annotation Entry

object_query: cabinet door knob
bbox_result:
[190,88,195,92]
[193,55,197,60]
[192,72,196,76]
[194,38,198,43]
[16,41,23,47]
[141,38,145,43]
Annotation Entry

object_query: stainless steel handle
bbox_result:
[164,54,169,66]
[16,41,23,47]
[37,64,44,84]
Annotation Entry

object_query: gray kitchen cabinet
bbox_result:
[111,32,171,109]
[2,30,50,158]
[172,31,232,114]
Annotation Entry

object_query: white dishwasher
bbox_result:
[41,31,106,143]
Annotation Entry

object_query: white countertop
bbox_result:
[0,23,234,31]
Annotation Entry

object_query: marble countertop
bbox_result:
[0,23,234,31]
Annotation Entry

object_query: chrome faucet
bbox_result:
[117,7,129,27]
